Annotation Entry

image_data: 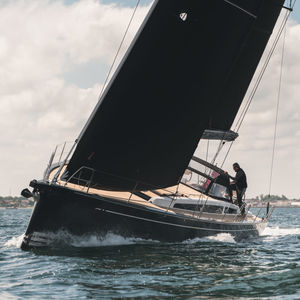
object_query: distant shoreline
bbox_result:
[1,195,300,209]
[0,207,33,209]
[0,196,34,209]
[1,204,300,209]
[250,205,300,208]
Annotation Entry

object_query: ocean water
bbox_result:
[1,207,299,299]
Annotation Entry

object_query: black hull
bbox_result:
[21,182,265,250]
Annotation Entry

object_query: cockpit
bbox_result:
[181,156,232,202]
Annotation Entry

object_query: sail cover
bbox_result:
[64,0,284,191]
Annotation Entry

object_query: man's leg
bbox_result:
[237,189,246,215]
[229,184,236,204]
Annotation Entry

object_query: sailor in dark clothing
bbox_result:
[227,162,247,214]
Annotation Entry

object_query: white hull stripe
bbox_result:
[95,208,261,232]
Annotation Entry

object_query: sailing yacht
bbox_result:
[20,0,285,250]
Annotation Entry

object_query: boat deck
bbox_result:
[48,168,261,224]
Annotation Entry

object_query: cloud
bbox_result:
[217,15,300,198]
[0,1,299,200]
[194,13,300,199]
[0,0,151,195]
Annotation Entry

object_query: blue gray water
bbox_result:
[1,207,300,299]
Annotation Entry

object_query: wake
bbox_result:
[4,232,157,249]
[262,226,300,238]
[4,231,236,249]
[5,226,299,249]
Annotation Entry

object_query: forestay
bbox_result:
[63,0,284,191]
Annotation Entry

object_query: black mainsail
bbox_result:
[64,0,284,191]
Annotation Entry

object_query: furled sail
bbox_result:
[63,0,284,191]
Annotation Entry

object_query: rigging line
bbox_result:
[268,23,287,196]
[206,140,209,162]
[237,13,290,132]
[221,140,234,169]
[212,131,229,165]
[216,3,293,169]
[233,11,291,131]
[234,0,297,131]
[220,6,292,168]
[211,139,225,166]
[97,0,141,101]
[201,140,210,184]
[234,7,291,133]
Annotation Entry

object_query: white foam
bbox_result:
[184,233,236,244]
[4,231,238,249]
[207,233,236,243]
[29,231,158,248]
[4,234,24,248]
[262,226,300,238]
[70,233,137,247]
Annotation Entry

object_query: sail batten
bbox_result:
[64,0,284,191]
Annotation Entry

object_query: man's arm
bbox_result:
[224,172,235,181]
[228,175,235,180]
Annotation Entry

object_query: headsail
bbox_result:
[63,0,284,191]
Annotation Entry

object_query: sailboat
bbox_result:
[20,0,287,250]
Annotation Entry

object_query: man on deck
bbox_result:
[227,162,247,214]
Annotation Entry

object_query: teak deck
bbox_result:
[48,168,259,224]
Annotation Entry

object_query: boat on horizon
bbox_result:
[20,0,288,250]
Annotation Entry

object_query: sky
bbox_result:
[0,0,300,199]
